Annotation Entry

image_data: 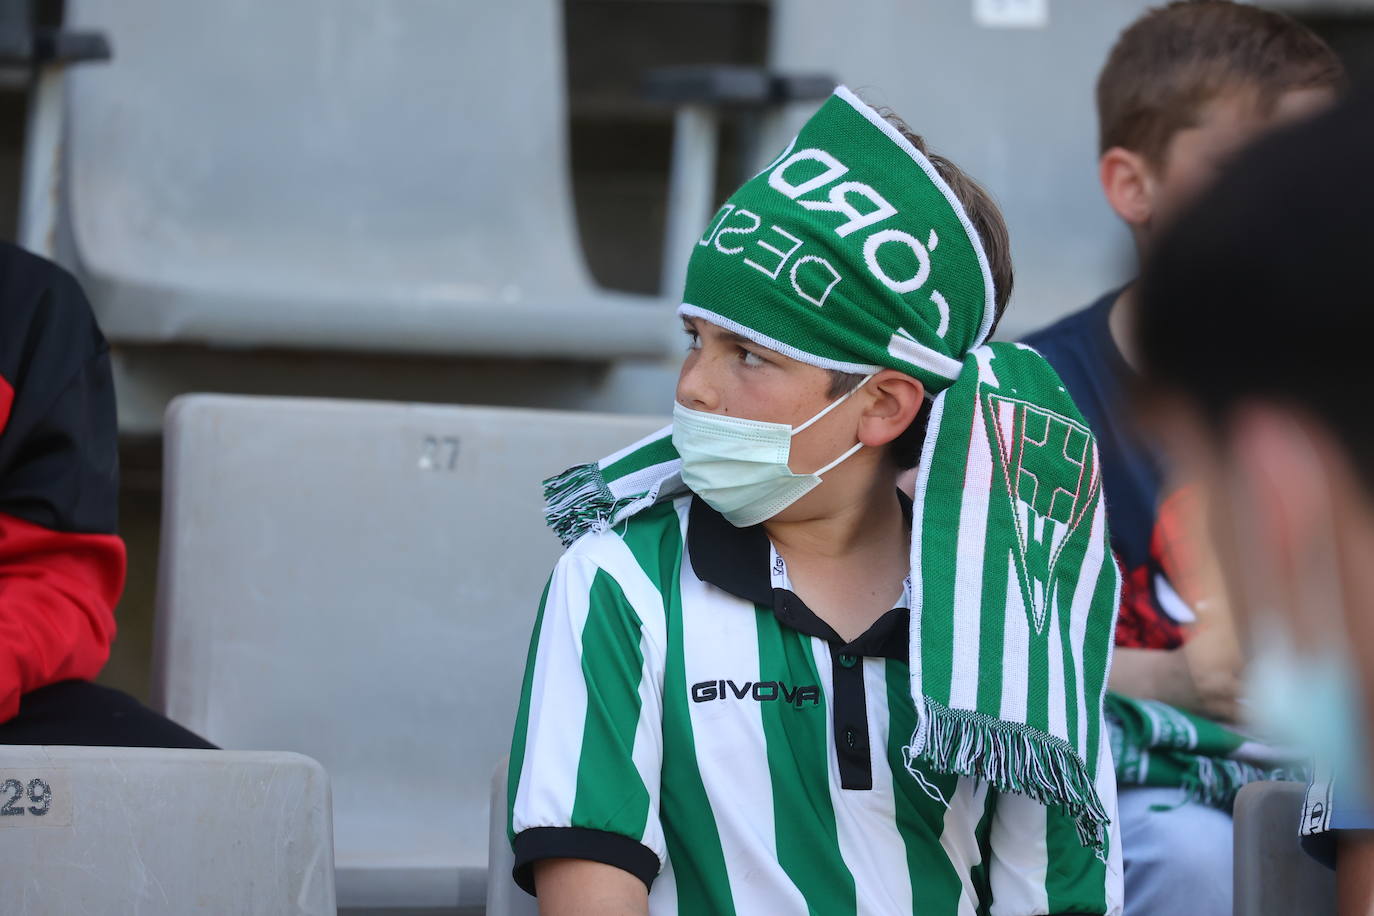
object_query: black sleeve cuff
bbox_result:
[512,826,660,896]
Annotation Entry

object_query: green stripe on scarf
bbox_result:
[1106,693,1307,810]
[541,86,1120,849]
[906,343,1117,847]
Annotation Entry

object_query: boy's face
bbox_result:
[1104,85,1334,248]
[676,316,865,483]
[1148,86,1334,231]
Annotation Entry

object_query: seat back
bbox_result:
[487,757,540,916]
[1233,781,1336,916]
[153,394,664,908]
[765,0,1150,335]
[0,745,334,915]
[56,0,643,352]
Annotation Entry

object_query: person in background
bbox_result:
[1020,4,1344,913]
[0,242,210,748]
[1135,84,1374,916]
[1299,772,1374,913]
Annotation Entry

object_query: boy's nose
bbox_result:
[675,354,720,413]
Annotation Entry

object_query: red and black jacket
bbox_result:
[0,243,125,721]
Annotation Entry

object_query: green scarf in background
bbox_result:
[1107,693,1307,809]
[544,87,1121,849]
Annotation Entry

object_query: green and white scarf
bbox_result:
[1106,693,1306,810]
[543,87,1121,848]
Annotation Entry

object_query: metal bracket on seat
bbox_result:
[643,65,835,298]
[0,26,111,68]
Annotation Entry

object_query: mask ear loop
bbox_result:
[814,440,867,476]
[792,372,878,435]
[794,372,878,477]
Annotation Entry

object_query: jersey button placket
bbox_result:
[831,650,873,790]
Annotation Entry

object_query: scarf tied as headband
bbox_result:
[543,87,1121,849]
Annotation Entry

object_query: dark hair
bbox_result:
[1097,0,1343,165]
[1138,87,1374,488]
[827,111,1013,470]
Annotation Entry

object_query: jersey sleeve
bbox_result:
[986,741,1124,916]
[507,545,666,897]
[1300,774,1374,869]
[0,255,125,722]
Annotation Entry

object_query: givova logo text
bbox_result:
[691,679,820,707]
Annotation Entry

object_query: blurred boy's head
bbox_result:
[1137,89,1374,770]
[1096,1,1342,252]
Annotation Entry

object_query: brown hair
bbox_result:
[1097,0,1344,164]
[827,111,1013,468]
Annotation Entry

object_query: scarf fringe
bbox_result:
[908,699,1110,850]
[542,462,641,547]
[1182,758,1307,812]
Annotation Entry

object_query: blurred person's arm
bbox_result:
[1110,624,1243,724]
[534,860,649,916]
[1112,482,1244,724]
[0,248,124,721]
[1337,832,1374,916]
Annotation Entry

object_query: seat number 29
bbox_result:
[1,778,52,816]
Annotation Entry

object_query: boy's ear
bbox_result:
[858,371,924,448]
[1099,146,1156,228]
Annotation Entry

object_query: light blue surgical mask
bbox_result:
[1246,628,1368,784]
[672,374,874,527]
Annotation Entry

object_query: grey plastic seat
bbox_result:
[1233,781,1336,916]
[52,0,672,359]
[153,394,665,910]
[487,757,540,916]
[764,0,1153,337]
[0,745,334,915]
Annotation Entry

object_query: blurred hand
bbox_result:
[1174,627,1244,724]
[1110,626,1244,725]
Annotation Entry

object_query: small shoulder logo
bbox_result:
[691,679,820,708]
[984,391,1099,634]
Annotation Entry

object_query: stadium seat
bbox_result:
[153,395,665,910]
[0,745,334,915]
[1233,781,1336,916]
[487,758,539,916]
[47,0,673,360]
[763,0,1147,337]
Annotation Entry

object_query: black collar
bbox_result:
[687,493,912,661]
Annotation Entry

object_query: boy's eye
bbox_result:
[738,347,765,367]
[682,327,701,350]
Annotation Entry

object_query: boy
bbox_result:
[509,87,1123,914]
[1021,4,1342,912]
[1135,86,1374,916]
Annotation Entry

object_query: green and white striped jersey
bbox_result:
[509,495,1123,915]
